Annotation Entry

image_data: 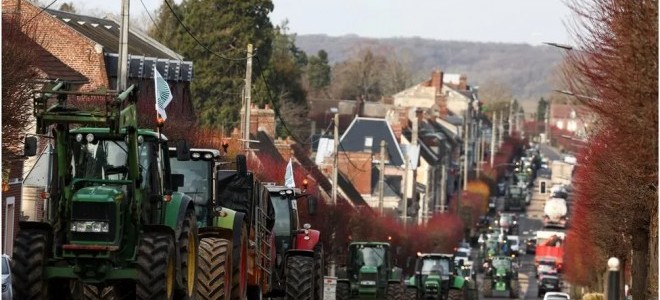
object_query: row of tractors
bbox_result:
[12,83,324,300]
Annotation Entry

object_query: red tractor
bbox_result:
[244,181,323,300]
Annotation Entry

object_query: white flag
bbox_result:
[154,66,173,120]
[285,158,296,188]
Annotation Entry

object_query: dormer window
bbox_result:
[364,137,373,152]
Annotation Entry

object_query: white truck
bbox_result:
[550,161,574,186]
[544,198,568,228]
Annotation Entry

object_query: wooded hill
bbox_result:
[294,34,563,104]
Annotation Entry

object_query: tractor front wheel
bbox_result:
[12,229,55,299]
[481,279,492,298]
[404,287,417,300]
[335,282,350,300]
[509,280,520,298]
[177,209,199,299]
[385,282,403,300]
[196,237,231,300]
[313,245,324,300]
[285,255,314,300]
[136,232,176,300]
[447,288,465,300]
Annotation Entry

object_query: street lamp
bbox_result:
[543,42,574,50]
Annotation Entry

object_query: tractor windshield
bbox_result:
[170,159,210,204]
[70,135,151,186]
[71,138,129,180]
[420,259,449,275]
[354,246,385,268]
[491,258,512,269]
[271,194,291,238]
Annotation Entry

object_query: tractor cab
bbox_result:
[168,147,220,227]
[336,242,403,299]
[408,253,466,300]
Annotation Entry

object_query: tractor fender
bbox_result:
[293,229,320,251]
[163,192,194,236]
[336,267,348,279]
[18,221,53,233]
[451,275,466,289]
[142,224,176,240]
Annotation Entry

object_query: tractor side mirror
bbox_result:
[171,174,184,191]
[176,140,191,161]
[24,136,37,157]
[307,195,318,216]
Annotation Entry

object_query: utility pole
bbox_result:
[243,44,253,150]
[508,100,514,136]
[411,118,419,225]
[402,147,409,228]
[476,119,482,178]
[498,110,504,149]
[490,111,496,167]
[440,159,447,213]
[545,101,551,144]
[117,0,130,91]
[332,113,339,206]
[463,107,469,192]
[378,140,386,215]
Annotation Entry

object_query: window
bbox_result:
[364,137,373,152]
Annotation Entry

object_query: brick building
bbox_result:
[2,1,195,254]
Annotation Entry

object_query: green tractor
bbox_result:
[336,242,404,299]
[169,146,250,299]
[13,83,198,299]
[481,256,520,298]
[405,253,467,300]
[456,262,478,300]
[504,186,525,212]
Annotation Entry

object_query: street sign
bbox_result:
[324,276,337,300]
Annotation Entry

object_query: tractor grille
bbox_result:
[71,202,117,242]
[359,272,378,282]
[2,283,7,292]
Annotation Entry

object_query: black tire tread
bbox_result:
[136,232,175,300]
[12,230,49,300]
[177,209,199,299]
[481,278,492,298]
[82,285,117,300]
[335,282,350,300]
[447,288,464,300]
[285,256,314,300]
[230,225,248,300]
[313,245,324,300]
[196,237,230,300]
[385,282,403,300]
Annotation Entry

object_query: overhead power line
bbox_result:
[22,0,58,27]
[162,0,252,61]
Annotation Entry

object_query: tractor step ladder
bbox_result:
[255,205,272,278]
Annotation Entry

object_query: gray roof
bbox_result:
[340,117,404,166]
[45,9,193,82]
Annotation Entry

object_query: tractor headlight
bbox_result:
[71,221,110,233]
[203,153,213,159]
[360,280,376,286]
[192,152,201,159]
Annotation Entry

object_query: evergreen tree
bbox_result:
[150,0,274,129]
[306,50,331,95]
[536,97,548,121]
[58,2,77,13]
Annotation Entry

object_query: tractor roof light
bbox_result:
[191,152,201,159]
[203,153,213,159]
[137,135,144,144]
[75,134,83,142]
[85,133,95,143]
[285,190,293,195]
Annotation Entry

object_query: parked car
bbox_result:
[525,238,537,254]
[2,254,12,300]
[538,275,562,297]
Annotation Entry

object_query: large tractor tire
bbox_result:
[76,283,117,300]
[447,288,465,300]
[313,245,325,300]
[335,282,350,300]
[177,209,199,299]
[405,287,417,300]
[481,279,492,298]
[285,255,314,300]
[12,229,57,300]
[230,225,248,300]
[509,280,520,299]
[136,232,177,300]
[385,282,403,300]
[196,237,231,300]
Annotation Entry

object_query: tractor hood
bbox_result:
[359,265,378,275]
[73,185,125,202]
[495,267,508,277]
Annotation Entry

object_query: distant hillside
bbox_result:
[294,34,563,107]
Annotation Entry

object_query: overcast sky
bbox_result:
[64,0,574,45]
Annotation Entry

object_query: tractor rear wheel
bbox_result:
[335,282,350,300]
[285,255,314,300]
[230,225,248,300]
[404,287,417,299]
[447,288,465,300]
[509,280,519,298]
[136,232,176,300]
[313,245,324,300]
[385,282,403,300]
[481,279,492,298]
[12,229,54,299]
[79,284,117,300]
[196,237,231,300]
[177,209,199,299]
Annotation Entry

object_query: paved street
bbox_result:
[475,168,570,299]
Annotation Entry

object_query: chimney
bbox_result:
[459,74,468,90]
[431,70,443,91]
[250,105,276,140]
